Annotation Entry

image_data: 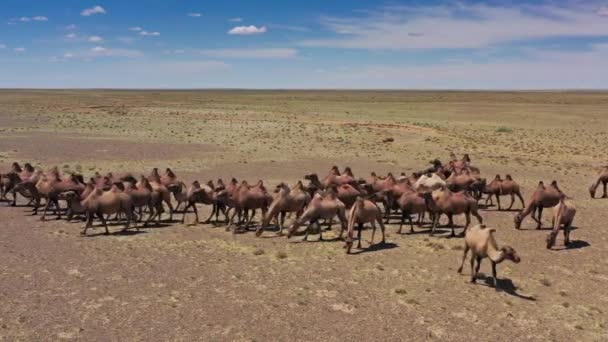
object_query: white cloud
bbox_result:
[18,17,31,22]
[65,33,77,39]
[229,17,243,22]
[65,24,77,30]
[228,25,267,35]
[14,47,26,52]
[187,13,202,17]
[199,48,297,59]
[88,36,104,42]
[64,52,74,58]
[139,31,160,36]
[0,44,6,49]
[81,6,106,16]
[89,46,142,58]
[129,27,142,31]
[32,16,48,21]
[301,3,608,50]
[598,6,608,16]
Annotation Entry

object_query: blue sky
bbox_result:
[2,0,608,89]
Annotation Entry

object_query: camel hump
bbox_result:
[505,174,512,180]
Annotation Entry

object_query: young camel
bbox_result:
[457,224,521,288]
[425,186,483,237]
[287,191,348,242]
[589,166,608,199]
[344,197,386,254]
[546,198,577,249]
[80,185,136,235]
[256,181,311,237]
[483,175,525,210]
[514,181,563,230]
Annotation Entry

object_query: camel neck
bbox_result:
[487,244,505,263]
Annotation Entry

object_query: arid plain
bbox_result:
[1,90,607,341]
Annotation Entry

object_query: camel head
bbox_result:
[430,159,442,168]
[304,173,319,182]
[11,162,22,173]
[589,182,598,198]
[513,212,523,229]
[230,178,238,185]
[501,246,521,263]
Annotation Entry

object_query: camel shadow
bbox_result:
[349,242,398,255]
[475,274,536,301]
[551,239,590,251]
[82,229,147,238]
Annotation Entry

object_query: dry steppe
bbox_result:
[1,90,607,341]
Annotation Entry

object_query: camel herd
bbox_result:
[1,156,604,288]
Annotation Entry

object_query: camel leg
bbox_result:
[462,212,471,237]
[357,222,363,249]
[536,207,543,229]
[82,211,93,235]
[409,214,415,233]
[602,181,608,198]
[448,214,455,237]
[370,221,377,245]
[484,194,491,207]
[98,212,110,235]
[491,262,498,288]
[496,194,501,210]
[40,199,53,221]
[457,245,469,273]
[318,220,324,242]
[192,203,200,224]
[377,216,386,244]
[507,194,515,210]
[121,209,133,232]
[473,256,482,283]
[204,204,216,224]
[278,211,286,236]
[430,212,439,237]
[564,225,571,246]
[181,202,191,224]
[398,211,405,234]
[469,253,476,283]
[516,192,525,209]
[227,209,239,232]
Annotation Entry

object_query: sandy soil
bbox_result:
[0,90,607,341]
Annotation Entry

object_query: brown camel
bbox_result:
[396,189,427,234]
[80,185,136,235]
[227,180,272,234]
[140,174,175,222]
[123,176,164,226]
[514,181,564,230]
[304,173,361,208]
[178,181,220,224]
[483,175,525,210]
[287,191,347,242]
[589,166,608,198]
[546,198,577,249]
[425,186,483,237]
[344,197,386,254]
[257,181,311,237]
[36,173,86,220]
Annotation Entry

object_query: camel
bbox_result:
[305,172,358,190]
[457,224,521,288]
[256,181,311,237]
[395,189,427,234]
[425,185,483,237]
[178,181,219,224]
[227,180,272,234]
[546,198,577,249]
[413,173,446,194]
[35,173,86,220]
[514,181,564,230]
[80,185,136,235]
[57,181,96,221]
[122,176,164,226]
[344,198,386,253]
[287,191,347,242]
[305,173,361,208]
[140,174,175,222]
[483,175,525,210]
[589,166,608,198]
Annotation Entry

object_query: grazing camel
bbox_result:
[80,185,136,235]
[546,198,577,249]
[483,175,525,210]
[514,181,564,230]
[589,166,608,199]
[425,186,483,237]
[287,191,347,242]
[344,197,386,254]
[257,181,311,237]
[457,224,521,288]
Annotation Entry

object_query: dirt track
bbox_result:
[1,90,607,341]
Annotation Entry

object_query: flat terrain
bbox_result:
[1,90,607,341]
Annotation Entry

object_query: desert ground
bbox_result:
[1,90,607,341]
